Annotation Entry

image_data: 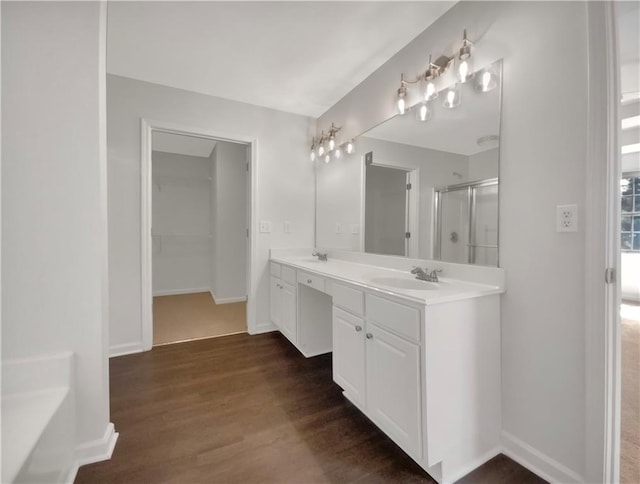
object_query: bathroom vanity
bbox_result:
[269,250,505,484]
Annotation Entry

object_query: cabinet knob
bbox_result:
[366,333,373,339]
[355,325,362,332]
[307,279,312,284]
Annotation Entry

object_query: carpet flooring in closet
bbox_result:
[153,292,246,345]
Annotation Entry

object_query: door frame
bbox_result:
[360,156,420,258]
[584,2,621,483]
[140,118,258,350]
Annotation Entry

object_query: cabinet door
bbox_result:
[332,307,366,407]
[270,276,281,328]
[280,282,297,342]
[366,322,422,458]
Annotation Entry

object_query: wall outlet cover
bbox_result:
[259,221,272,233]
[556,204,578,233]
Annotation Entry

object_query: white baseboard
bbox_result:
[153,287,210,297]
[71,422,119,474]
[444,446,502,484]
[210,290,246,305]
[109,342,144,358]
[249,323,278,335]
[501,431,583,483]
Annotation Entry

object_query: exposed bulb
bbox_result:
[417,102,432,122]
[482,71,491,89]
[425,80,438,101]
[443,83,461,109]
[318,144,325,157]
[310,150,316,162]
[397,96,406,115]
[475,68,498,93]
[324,154,331,164]
[328,136,336,151]
[334,148,342,160]
[457,58,471,82]
[346,140,354,155]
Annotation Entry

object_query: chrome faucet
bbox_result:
[312,251,328,261]
[411,266,442,282]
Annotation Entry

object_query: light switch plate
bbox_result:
[556,204,578,232]
[259,221,272,233]
[336,223,342,234]
[284,221,291,233]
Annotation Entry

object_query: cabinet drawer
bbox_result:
[270,262,281,278]
[333,282,364,316]
[282,266,296,285]
[297,272,326,293]
[366,294,420,342]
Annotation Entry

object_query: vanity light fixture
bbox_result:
[423,55,440,101]
[346,140,355,155]
[334,147,342,160]
[310,138,317,162]
[442,83,461,109]
[324,153,331,163]
[475,66,497,92]
[317,131,326,157]
[327,122,341,151]
[456,29,473,83]
[397,75,408,115]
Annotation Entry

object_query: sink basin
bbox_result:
[295,258,325,264]
[369,276,439,291]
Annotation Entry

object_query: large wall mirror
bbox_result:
[316,59,502,267]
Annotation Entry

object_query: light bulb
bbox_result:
[346,140,354,154]
[324,154,331,164]
[457,58,471,82]
[443,84,461,109]
[318,144,325,156]
[334,148,342,160]
[397,96,406,115]
[328,136,335,151]
[475,68,498,93]
[397,79,407,115]
[416,102,432,122]
[310,150,316,162]
[425,80,438,101]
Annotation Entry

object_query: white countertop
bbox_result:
[271,255,504,305]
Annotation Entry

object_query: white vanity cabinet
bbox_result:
[332,284,423,460]
[270,263,297,343]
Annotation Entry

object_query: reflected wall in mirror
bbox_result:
[316,60,502,267]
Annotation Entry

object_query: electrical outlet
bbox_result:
[259,221,272,233]
[556,204,578,232]
[336,223,342,234]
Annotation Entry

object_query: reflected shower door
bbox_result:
[470,184,499,265]
[438,188,470,264]
[435,178,498,266]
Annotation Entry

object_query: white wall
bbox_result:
[468,148,499,181]
[152,151,213,295]
[210,140,247,302]
[2,0,112,462]
[107,74,315,351]
[318,1,594,480]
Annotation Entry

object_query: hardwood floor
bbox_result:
[76,333,545,483]
[621,308,640,484]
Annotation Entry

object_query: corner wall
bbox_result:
[2,0,113,467]
[318,1,595,480]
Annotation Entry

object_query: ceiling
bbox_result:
[152,131,217,158]
[106,1,455,118]
[363,70,501,156]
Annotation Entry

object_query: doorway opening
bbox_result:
[363,159,419,257]
[141,120,256,349]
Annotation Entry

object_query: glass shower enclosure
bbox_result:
[434,178,498,266]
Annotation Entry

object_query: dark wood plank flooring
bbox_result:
[76,332,545,483]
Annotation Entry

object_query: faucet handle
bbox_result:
[411,266,426,274]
